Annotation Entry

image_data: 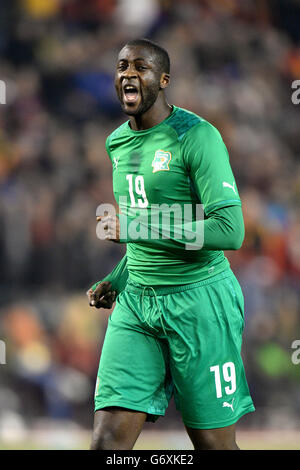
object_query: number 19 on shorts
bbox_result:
[210,362,236,398]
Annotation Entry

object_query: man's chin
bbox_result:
[121,103,143,116]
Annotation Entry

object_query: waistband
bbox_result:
[126,268,233,296]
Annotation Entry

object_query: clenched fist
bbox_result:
[87,281,117,309]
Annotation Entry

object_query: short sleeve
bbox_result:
[182,121,241,215]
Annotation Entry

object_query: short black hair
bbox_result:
[124,38,170,75]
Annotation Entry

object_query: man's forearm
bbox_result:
[91,254,128,295]
[118,205,244,251]
[201,205,245,250]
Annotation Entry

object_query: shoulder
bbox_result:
[178,113,223,146]
[175,111,227,169]
[106,121,129,150]
[166,106,210,141]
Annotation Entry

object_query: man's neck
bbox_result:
[129,96,173,131]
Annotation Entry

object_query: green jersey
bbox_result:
[105,105,241,285]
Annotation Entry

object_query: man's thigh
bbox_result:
[167,271,255,430]
[94,291,172,421]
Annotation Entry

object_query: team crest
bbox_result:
[152,150,172,173]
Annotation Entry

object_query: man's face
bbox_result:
[115,45,166,116]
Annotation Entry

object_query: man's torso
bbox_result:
[106,106,230,285]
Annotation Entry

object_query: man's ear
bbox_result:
[160,73,170,90]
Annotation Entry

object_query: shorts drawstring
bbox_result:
[141,286,167,336]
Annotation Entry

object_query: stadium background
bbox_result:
[0,0,300,449]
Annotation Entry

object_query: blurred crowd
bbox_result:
[0,0,300,435]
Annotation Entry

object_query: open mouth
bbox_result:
[123,84,139,104]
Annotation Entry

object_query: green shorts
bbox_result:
[94,268,255,429]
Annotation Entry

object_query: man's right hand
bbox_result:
[87,281,117,309]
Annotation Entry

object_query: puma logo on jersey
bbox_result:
[222,181,237,194]
[222,399,234,412]
[113,156,120,170]
[152,150,172,173]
